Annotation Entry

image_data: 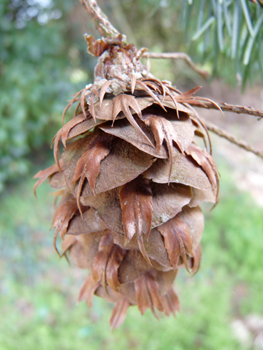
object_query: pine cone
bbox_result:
[34,35,219,330]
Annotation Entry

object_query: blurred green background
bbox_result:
[1,0,263,349]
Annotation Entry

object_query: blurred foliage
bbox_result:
[1,165,263,349]
[183,0,263,89]
[0,0,92,191]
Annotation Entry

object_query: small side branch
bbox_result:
[205,120,263,159]
[80,0,120,38]
[142,52,210,79]
[142,53,263,120]
[196,101,263,119]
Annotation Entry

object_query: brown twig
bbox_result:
[204,120,263,159]
[80,0,120,38]
[142,52,210,80]
[195,101,263,119]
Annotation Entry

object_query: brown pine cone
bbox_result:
[34,35,219,330]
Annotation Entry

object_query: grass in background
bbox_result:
[0,164,262,350]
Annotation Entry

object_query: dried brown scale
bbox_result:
[34,34,220,330]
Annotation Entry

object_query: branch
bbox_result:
[195,101,263,119]
[141,53,263,119]
[80,0,120,38]
[141,53,262,120]
[205,120,263,159]
[142,52,210,79]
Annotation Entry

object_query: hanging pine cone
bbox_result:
[34,34,219,330]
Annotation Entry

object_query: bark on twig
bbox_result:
[80,0,120,38]
[205,120,263,159]
[195,101,263,119]
[142,52,210,79]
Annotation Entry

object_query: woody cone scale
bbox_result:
[34,35,219,330]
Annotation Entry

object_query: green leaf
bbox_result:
[231,0,242,58]
[240,0,255,36]
[192,16,216,40]
[217,1,224,51]
[243,13,263,65]
[197,0,207,30]
[223,0,232,36]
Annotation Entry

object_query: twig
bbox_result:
[142,52,210,79]
[205,120,263,159]
[195,101,263,119]
[80,0,120,38]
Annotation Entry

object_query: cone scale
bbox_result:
[34,34,219,330]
